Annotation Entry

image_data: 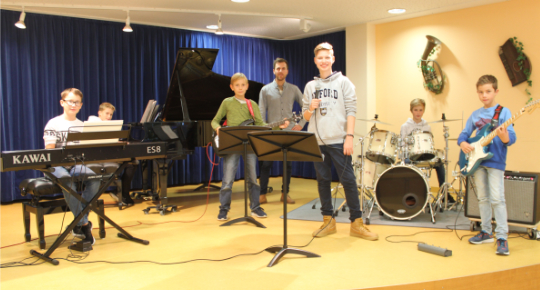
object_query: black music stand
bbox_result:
[219,126,271,228]
[30,130,149,265]
[247,130,323,267]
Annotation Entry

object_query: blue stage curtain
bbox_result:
[1,10,345,202]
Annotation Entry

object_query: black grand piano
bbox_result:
[137,48,264,214]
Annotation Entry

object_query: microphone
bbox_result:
[314,84,327,116]
[311,84,321,113]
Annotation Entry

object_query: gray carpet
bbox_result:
[283,198,471,230]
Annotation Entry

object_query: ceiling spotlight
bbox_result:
[215,14,224,35]
[206,25,219,30]
[388,8,406,14]
[299,19,311,33]
[123,10,133,32]
[15,7,26,29]
[231,0,250,2]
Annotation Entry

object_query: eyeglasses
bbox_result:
[63,100,82,106]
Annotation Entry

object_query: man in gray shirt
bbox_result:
[258,58,306,204]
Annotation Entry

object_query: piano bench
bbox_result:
[19,177,106,250]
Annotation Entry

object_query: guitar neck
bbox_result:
[266,118,289,128]
[480,110,521,146]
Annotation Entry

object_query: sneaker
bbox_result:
[71,225,86,239]
[496,239,510,255]
[442,194,456,203]
[81,221,95,245]
[251,207,267,218]
[469,231,494,244]
[122,195,135,206]
[217,209,229,221]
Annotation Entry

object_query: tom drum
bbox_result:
[367,130,397,164]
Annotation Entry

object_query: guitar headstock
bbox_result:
[291,112,303,124]
[524,99,540,114]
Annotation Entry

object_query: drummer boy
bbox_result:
[399,98,454,203]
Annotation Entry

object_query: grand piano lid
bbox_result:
[160,48,264,122]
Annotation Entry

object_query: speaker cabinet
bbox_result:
[465,171,540,225]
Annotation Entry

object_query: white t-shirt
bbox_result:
[87,115,102,122]
[43,115,84,148]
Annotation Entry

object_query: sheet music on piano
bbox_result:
[140,100,160,123]
[79,120,124,145]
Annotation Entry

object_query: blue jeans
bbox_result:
[473,166,508,239]
[259,161,292,194]
[219,153,261,211]
[314,144,361,221]
[50,165,101,226]
[434,164,445,187]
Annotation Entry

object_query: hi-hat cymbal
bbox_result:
[427,118,462,124]
[356,118,393,126]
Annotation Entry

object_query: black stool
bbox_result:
[20,177,106,250]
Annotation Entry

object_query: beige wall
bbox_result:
[346,23,376,159]
[369,0,540,187]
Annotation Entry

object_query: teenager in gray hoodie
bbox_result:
[302,42,378,241]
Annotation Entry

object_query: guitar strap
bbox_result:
[222,100,255,127]
[491,105,503,131]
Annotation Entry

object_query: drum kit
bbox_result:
[348,115,465,225]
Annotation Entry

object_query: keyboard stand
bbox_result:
[30,160,149,265]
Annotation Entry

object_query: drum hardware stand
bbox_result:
[341,135,378,224]
[447,163,467,211]
[432,116,456,213]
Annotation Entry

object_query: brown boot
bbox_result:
[259,194,267,204]
[350,218,378,240]
[280,193,295,204]
[312,216,337,237]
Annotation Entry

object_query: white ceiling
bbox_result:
[2,0,508,40]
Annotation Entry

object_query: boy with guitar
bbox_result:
[212,73,289,221]
[458,75,516,255]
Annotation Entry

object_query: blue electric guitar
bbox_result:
[458,99,539,176]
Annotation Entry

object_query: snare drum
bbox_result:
[367,130,397,164]
[413,149,445,168]
[374,165,430,220]
[357,157,390,189]
[408,131,436,161]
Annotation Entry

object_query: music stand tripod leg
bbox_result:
[264,148,320,267]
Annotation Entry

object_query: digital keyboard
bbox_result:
[0,141,168,172]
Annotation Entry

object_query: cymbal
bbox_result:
[427,118,462,124]
[356,118,393,126]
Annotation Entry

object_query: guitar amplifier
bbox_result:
[465,171,540,225]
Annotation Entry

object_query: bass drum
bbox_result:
[374,165,430,220]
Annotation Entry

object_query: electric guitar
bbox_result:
[458,99,539,176]
[212,113,301,156]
